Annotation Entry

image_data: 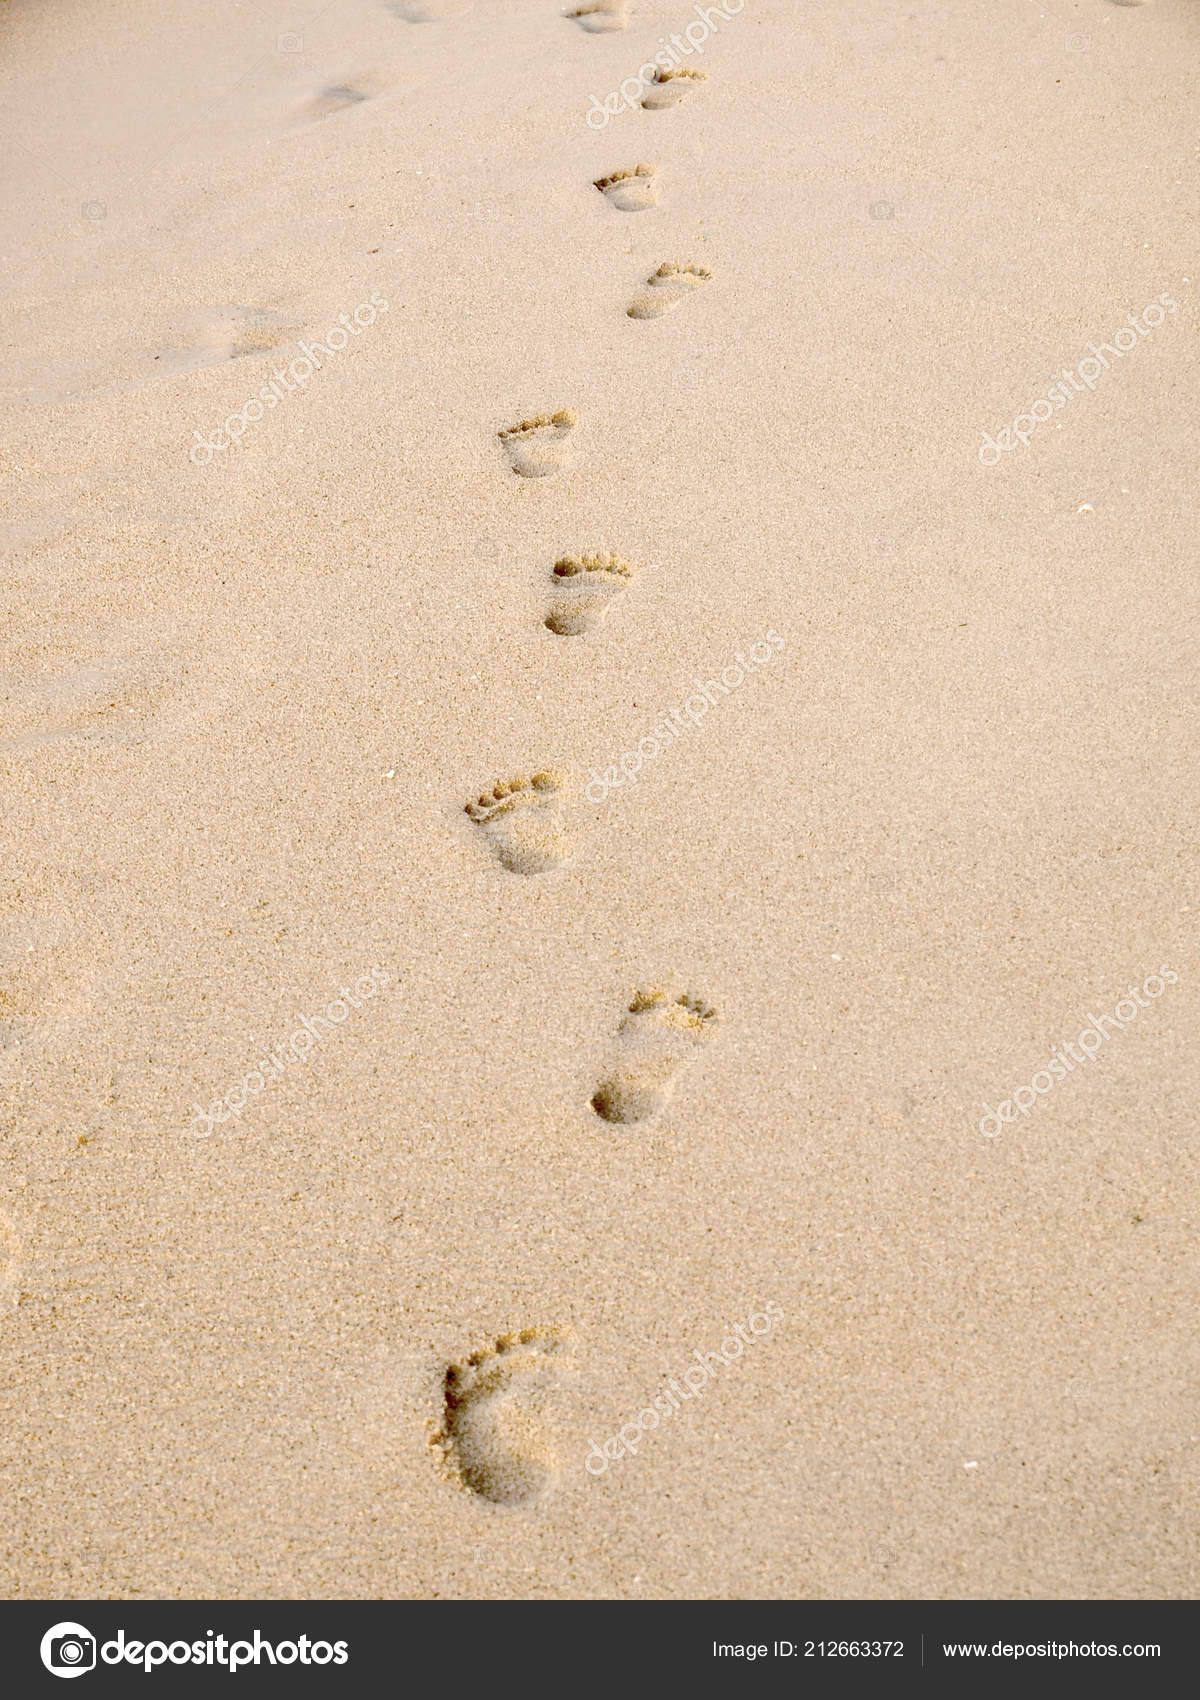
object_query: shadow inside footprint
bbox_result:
[627,262,711,320]
[595,164,659,212]
[155,305,295,375]
[568,2,630,31]
[433,1330,566,1506]
[641,67,708,109]
[389,1,471,16]
[498,410,577,478]
[592,990,718,1124]
[465,771,571,874]
[301,83,371,121]
[545,553,632,636]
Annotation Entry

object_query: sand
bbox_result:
[0,0,1196,1599]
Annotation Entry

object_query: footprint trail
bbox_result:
[642,67,708,109]
[568,2,630,32]
[465,771,572,874]
[545,553,632,635]
[499,410,577,477]
[627,262,711,320]
[592,990,718,1125]
[432,1330,568,1506]
[595,165,660,212]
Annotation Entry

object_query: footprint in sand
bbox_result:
[465,771,571,874]
[498,410,577,478]
[0,655,167,753]
[592,990,718,1124]
[595,165,659,212]
[641,67,709,109]
[568,2,630,31]
[433,1330,568,1506]
[545,553,632,636]
[389,1,471,18]
[155,306,295,376]
[627,262,711,320]
[297,72,398,125]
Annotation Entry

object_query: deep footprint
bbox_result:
[627,262,711,320]
[641,67,708,109]
[545,553,632,636]
[568,2,630,31]
[499,410,577,478]
[594,165,659,212]
[592,990,718,1124]
[432,1330,567,1506]
[465,771,571,874]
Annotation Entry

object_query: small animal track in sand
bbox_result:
[568,2,630,31]
[545,553,632,636]
[432,1329,568,1506]
[641,67,708,109]
[498,410,577,478]
[465,770,571,874]
[592,990,718,1124]
[627,262,711,320]
[594,164,659,212]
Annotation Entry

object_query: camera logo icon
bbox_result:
[40,1623,96,1678]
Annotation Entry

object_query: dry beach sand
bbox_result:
[1,0,1197,1599]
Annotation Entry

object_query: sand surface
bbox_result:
[1,0,1196,1599]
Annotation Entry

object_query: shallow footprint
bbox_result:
[642,67,708,108]
[465,771,571,874]
[545,553,632,636]
[568,2,630,31]
[388,0,471,17]
[498,410,577,478]
[595,164,659,212]
[297,72,395,124]
[627,262,711,320]
[432,1329,567,1506]
[592,990,718,1124]
[155,305,295,375]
